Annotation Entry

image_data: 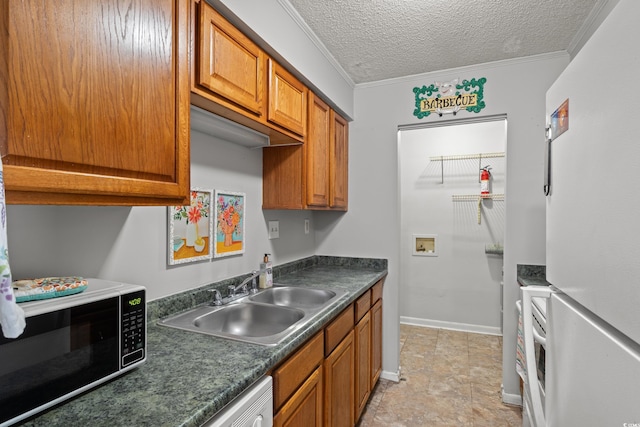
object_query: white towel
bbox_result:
[0,159,25,338]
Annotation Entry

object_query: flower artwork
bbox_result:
[167,189,213,265]
[214,190,245,258]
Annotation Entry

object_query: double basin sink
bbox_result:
[159,285,347,346]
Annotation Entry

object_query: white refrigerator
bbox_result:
[537,0,640,425]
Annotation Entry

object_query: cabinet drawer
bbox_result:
[371,279,384,303]
[273,331,324,410]
[324,305,354,356]
[355,290,371,323]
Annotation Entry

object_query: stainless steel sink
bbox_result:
[248,287,336,308]
[159,285,347,346]
[194,303,304,337]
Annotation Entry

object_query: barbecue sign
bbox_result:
[413,77,486,119]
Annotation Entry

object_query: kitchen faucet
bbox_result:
[228,270,259,298]
[209,270,259,306]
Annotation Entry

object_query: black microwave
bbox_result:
[0,279,146,426]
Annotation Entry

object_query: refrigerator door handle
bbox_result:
[544,127,551,196]
[521,285,553,427]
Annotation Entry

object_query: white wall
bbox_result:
[399,120,506,333]
[315,53,568,399]
[6,131,316,301]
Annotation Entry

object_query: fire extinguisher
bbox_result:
[480,166,492,197]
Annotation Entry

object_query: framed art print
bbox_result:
[214,190,246,258]
[168,189,213,265]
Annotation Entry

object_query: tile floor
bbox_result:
[358,324,522,426]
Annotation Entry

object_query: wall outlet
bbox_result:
[268,220,280,239]
[304,219,310,234]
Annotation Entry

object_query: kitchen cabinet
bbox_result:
[268,59,307,137]
[330,112,349,209]
[273,332,324,425]
[263,94,349,210]
[190,0,306,145]
[195,1,265,117]
[0,0,190,205]
[272,279,384,426]
[354,293,372,421]
[274,366,323,427]
[324,306,355,427]
[370,290,383,386]
[306,93,333,207]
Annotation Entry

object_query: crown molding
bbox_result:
[277,0,355,89]
[355,51,570,90]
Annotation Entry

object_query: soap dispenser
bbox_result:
[259,253,273,289]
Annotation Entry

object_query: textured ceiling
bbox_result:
[286,0,600,84]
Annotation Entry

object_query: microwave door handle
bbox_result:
[521,286,552,426]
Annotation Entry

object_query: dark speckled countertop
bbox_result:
[19,256,387,427]
[516,264,550,287]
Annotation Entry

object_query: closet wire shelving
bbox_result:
[429,152,505,252]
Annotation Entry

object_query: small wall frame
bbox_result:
[168,188,214,265]
[413,234,438,257]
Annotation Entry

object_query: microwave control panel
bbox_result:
[120,289,146,367]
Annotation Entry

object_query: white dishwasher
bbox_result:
[204,376,273,427]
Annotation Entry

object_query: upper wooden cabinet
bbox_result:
[306,94,332,208]
[0,0,190,205]
[263,93,349,211]
[196,2,265,116]
[330,112,349,210]
[268,59,307,137]
[191,0,306,145]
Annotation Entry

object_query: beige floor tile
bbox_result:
[356,324,522,427]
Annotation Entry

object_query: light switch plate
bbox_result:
[268,221,280,239]
[304,219,309,234]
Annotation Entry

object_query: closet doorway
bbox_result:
[398,115,507,334]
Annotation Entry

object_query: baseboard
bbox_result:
[400,316,502,336]
[501,386,523,407]
[380,368,401,383]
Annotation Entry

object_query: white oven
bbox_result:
[517,286,550,427]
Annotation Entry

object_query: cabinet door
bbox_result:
[197,1,265,116]
[370,300,383,387]
[1,0,190,205]
[268,59,307,137]
[354,311,371,421]
[306,93,331,207]
[324,330,354,427]
[330,112,349,210]
[275,366,323,427]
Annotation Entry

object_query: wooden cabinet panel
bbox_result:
[197,1,264,116]
[355,290,371,323]
[354,311,371,420]
[274,332,324,410]
[275,366,323,427]
[324,330,354,427]
[370,299,383,387]
[1,0,190,205]
[268,59,307,136]
[324,305,354,356]
[330,112,349,210]
[371,279,384,304]
[306,93,331,207]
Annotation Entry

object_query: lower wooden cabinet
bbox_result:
[354,311,372,420]
[274,366,323,427]
[272,278,386,427]
[324,330,355,427]
[371,299,383,386]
